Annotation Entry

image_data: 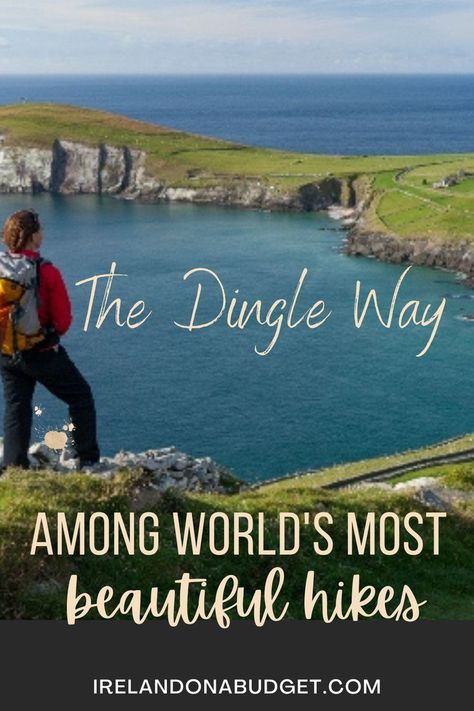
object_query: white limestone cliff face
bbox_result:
[0,144,52,193]
[0,137,158,198]
[99,144,127,193]
[0,136,348,212]
[51,140,101,194]
[125,149,158,197]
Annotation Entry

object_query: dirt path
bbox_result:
[323,448,474,490]
[251,445,474,492]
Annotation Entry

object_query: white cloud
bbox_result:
[0,1,473,73]
[0,36,10,48]
[429,8,474,43]
[0,1,350,43]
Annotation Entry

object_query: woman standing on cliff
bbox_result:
[0,209,100,470]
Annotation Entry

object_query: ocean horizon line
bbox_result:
[1,72,474,78]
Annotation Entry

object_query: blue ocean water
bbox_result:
[0,193,472,480]
[0,74,473,154]
[0,75,473,479]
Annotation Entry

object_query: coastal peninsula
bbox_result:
[0,103,474,279]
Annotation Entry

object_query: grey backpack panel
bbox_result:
[0,253,43,336]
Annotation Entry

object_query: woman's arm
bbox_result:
[38,262,73,335]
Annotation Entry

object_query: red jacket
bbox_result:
[15,249,73,337]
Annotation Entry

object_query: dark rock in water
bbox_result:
[345,228,474,285]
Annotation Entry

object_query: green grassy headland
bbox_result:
[1,103,474,242]
[0,434,472,621]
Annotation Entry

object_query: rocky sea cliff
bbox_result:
[344,228,474,283]
[0,137,353,211]
[1,136,473,283]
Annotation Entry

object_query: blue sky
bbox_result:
[0,0,473,74]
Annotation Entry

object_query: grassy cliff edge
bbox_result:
[0,435,472,621]
[0,103,473,245]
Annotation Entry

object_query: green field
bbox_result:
[1,103,474,242]
[0,436,472,621]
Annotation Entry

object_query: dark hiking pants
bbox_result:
[0,345,99,468]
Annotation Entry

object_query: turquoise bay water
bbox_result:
[0,193,473,480]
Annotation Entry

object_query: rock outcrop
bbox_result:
[0,440,242,494]
[344,229,474,282]
[0,139,153,198]
[0,144,51,193]
[0,136,356,212]
[359,476,474,513]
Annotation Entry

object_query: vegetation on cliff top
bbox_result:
[0,435,472,621]
[1,103,474,242]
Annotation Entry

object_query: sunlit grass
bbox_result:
[0,435,472,620]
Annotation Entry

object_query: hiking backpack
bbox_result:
[0,253,47,358]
